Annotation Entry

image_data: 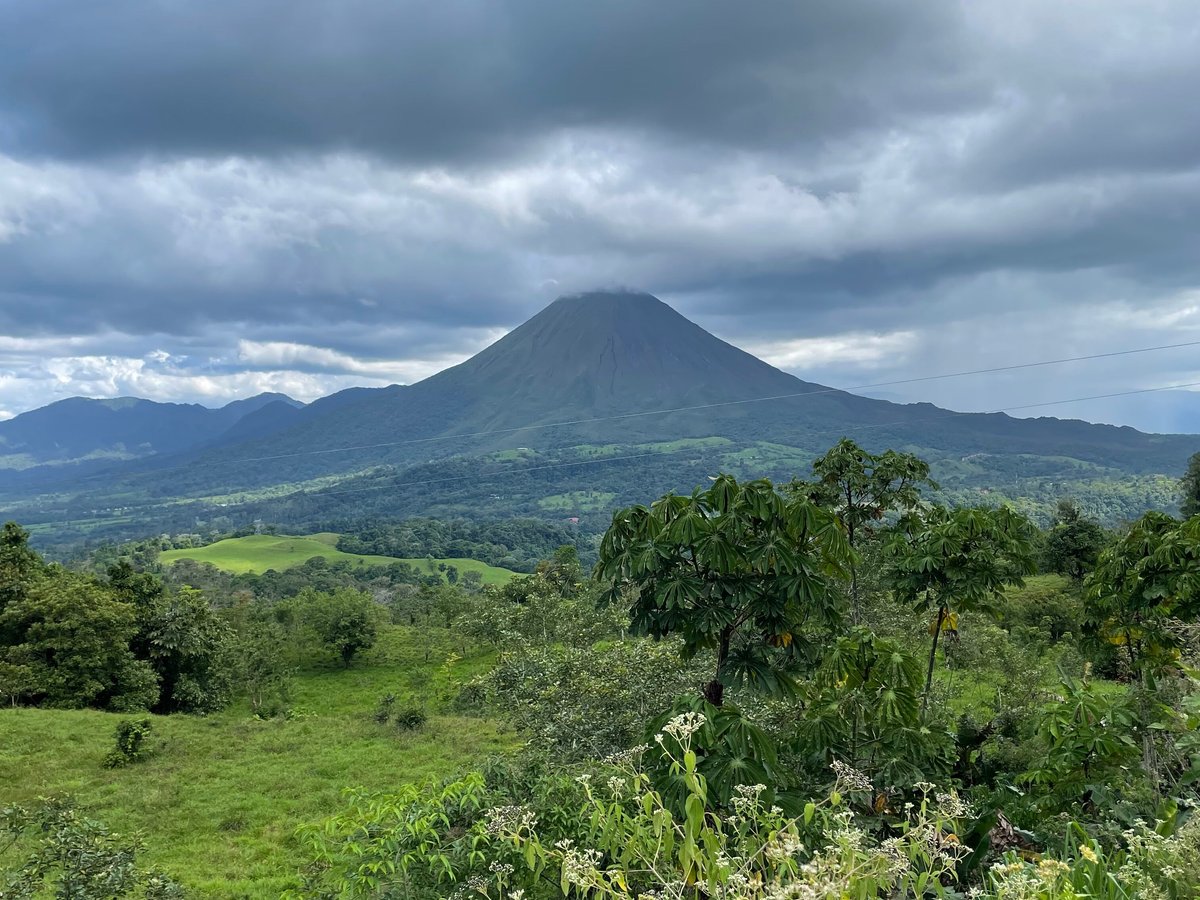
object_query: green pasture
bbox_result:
[159,532,516,583]
[0,626,515,898]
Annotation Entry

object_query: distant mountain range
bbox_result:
[3,291,1197,543]
[0,393,303,470]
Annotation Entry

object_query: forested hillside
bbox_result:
[4,439,1200,898]
[3,294,1196,552]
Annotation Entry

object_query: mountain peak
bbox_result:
[420,290,805,417]
[550,288,663,308]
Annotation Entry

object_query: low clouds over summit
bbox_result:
[2,1,1199,424]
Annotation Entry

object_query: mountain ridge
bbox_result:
[0,392,303,471]
[3,291,1197,544]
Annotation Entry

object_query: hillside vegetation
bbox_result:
[159,532,516,583]
[0,627,514,898]
[4,439,1200,899]
[4,293,1196,550]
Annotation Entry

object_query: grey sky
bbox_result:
[1,0,1199,428]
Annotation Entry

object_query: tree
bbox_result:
[1,799,183,899]
[0,571,158,710]
[802,440,936,623]
[0,521,44,627]
[886,505,1037,712]
[596,474,851,705]
[793,628,937,787]
[233,619,293,717]
[1181,451,1200,518]
[1043,499,1108,581]
[1085,512,1200,680]
[462,567,622,651]
[141,587,235,713]
[1085,512,1200,780]
[109,563,235,713]
[300,588,383,667]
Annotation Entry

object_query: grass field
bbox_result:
[0,626,516,898]
[159,532,516,583]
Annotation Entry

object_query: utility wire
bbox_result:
[305,378,1200,498]
[228,338,1200,464]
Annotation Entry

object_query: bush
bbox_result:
[372,692,396,723]
[103,718,155,769]
[393,704,427,731]
[0,798,183,898]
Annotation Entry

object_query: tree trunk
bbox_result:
[922,606,947,715]
[704,629,733,707]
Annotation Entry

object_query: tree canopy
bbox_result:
[596,474,851,704]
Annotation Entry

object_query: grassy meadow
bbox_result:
[0,626,516,899]
[159,532,516,583]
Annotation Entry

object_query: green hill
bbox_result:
[160,532,516,583]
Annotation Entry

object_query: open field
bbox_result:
[159,532,517,583]
[0,626,516,899]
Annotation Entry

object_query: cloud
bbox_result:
[0,0,1198,429]
[746,331,918,372]
[0,1,978,163]
[235,337,499,382]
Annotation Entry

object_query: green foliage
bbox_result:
[1000,575,1083,646]
[1043,499,1109,582]
[1,798,183,899]
[1180,451,1200,519]
[1,535,234,715]
[1085,512,1200,679]
[460,563,624,651]
[474,638,702,760]
[645,697,794,814]
[0,522,44,624]
[790,628,946,788]
[298,587,385,667]
[130,582,236,714]
[0,569,158,711]
[886,504,1038,709]
[393,704,428,731]
[232,619,294,718]
[374,692,427,730]
[373,691,397,723]
[103,719,156,769]
[287,774,490,899]
[983,819,1200,900]
[1020,674,1143,815]
[487,719,974,900]
[597,474,851,704]
[802,439,937,621]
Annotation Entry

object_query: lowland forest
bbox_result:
[4,293,1200,899]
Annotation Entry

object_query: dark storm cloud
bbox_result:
[0,0,978,163]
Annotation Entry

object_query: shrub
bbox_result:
[393,704,427,731]
[373,692,397,724]
[103,718,155,769]
[0,798,183,898]
[484,712,975,899]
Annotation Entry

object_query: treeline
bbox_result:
[333,516,586,571]
[0,522,494,713]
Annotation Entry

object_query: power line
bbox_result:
[305,378,1200,499]
[229,338,1200,464]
